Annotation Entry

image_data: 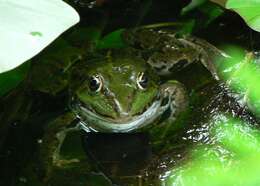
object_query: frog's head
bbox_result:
[70,55,170,132]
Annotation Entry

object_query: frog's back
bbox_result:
[122,28,227,79]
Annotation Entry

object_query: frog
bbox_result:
[36,28,233,181]
[0,28,229,184]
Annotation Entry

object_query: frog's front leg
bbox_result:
[38,112,82,181]
[159,80,188,129]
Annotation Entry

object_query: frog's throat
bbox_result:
[72,97,171,132]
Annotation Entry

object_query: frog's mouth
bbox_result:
[71,95,171,132]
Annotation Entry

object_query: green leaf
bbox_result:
[96,29,127,49]
[0,0,80,73]
[210,0,226,6]
[181,0,207,15]
[226,0,260,32]
[181,1,224,31]
[199,2,224,25]
[66,27,102,48]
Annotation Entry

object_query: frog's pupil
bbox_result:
[89,76,100,91]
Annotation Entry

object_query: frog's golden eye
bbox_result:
[89,75,103,92]
[137,72,148,90]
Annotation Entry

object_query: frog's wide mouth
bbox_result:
[71,95,170,132]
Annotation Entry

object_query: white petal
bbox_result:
[0,0,80,73]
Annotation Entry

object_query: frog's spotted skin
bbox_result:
[123,29,228,79]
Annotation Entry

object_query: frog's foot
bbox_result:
[160,80,188,120]
[54,158,80,167]
[39,158,81,182]
[37,112,80,182]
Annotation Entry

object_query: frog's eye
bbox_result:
[89,75,103,92]
[137,72,149,90]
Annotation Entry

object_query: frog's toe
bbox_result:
[54,158,80,167]
[160,80,188,113]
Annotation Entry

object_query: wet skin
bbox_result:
[70,55,188,132]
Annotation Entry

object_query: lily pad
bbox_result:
[0,0,80,73]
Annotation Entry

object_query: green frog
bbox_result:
[0,28,228,183]
[37,28,230,180]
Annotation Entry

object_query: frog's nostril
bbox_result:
[113,98,130,116]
